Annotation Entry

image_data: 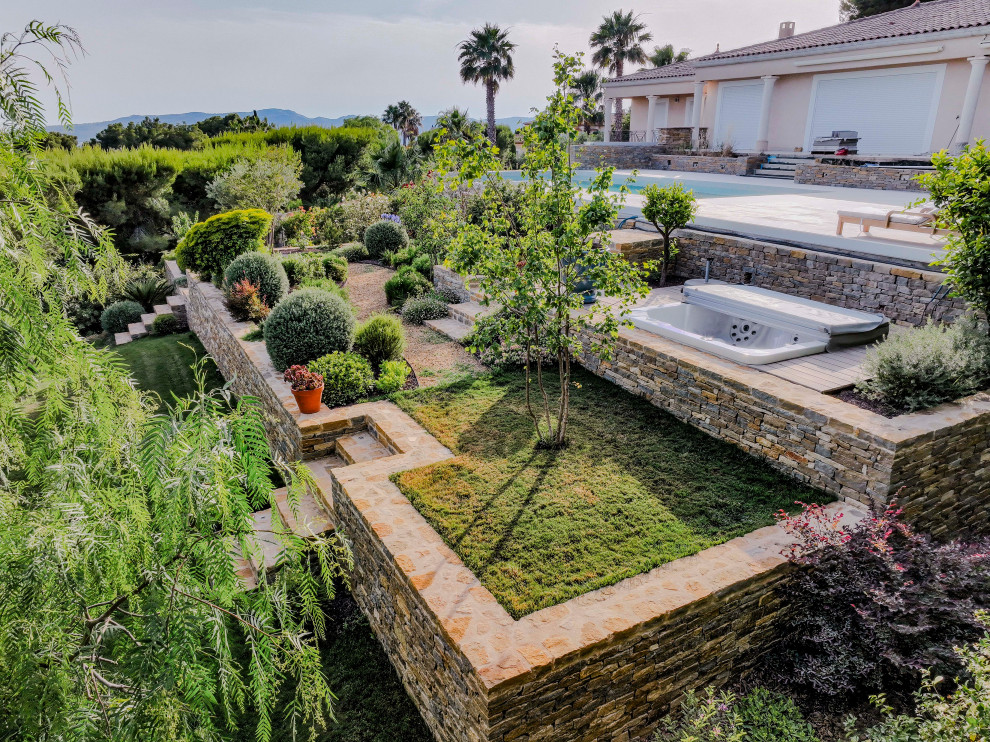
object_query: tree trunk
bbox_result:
[486,80,497,144]
[612,62,624,140]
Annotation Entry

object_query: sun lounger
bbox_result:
[835,205,951,237]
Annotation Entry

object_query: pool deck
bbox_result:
[607,169,947,266]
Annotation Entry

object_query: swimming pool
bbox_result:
[499,169,807,199]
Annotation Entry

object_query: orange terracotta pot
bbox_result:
[291,384,323,414]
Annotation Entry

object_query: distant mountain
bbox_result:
[49,108,530,144]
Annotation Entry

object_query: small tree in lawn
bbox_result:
[640,183,697,286]
[918,141,990,331]
[435,48,653,448]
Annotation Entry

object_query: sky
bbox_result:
[15,0,843,125]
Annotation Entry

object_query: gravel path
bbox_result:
[346,263,486,387]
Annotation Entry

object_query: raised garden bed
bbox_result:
[392,369,830,617]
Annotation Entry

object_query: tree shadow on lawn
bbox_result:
[394,368,831,617]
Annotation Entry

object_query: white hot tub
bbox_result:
[628,284,889,365]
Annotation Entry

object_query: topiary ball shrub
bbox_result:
[307,351,374,408]
[353,314,405,371]
[151,313,180,336]
[331,242,369,262]
[224,252,290,307]
[101,300,144,334]
[401,294,449,325]
[321,254,348,283]
[263,288,355,371]
[384,266,432,307]
[175,208,272,279]
[363,220,409,259]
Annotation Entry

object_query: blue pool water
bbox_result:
[499,170,806,199]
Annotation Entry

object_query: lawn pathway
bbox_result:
[346,263,485,387]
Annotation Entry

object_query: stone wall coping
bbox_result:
[614,319,990,448]
[313,401,862,696]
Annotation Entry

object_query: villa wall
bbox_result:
[794,161,930,191]
[611,228,966,325]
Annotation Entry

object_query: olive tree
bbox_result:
[919,141,990,329]
[640,183,698,286]
[436,49,653,448]
[207,144,304,215]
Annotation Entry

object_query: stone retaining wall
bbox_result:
[610,228,965,325]
[651,153,765,176]
[794,161,930,191]
[317,401,860,741]
[433,265,473,303]
[568,142,767,176]
[576,327,990,534]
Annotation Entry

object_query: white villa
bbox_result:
[604,0,990,156]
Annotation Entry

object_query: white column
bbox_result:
[755,75,778,154]
[956,56,989,152]
[691,81,705,149]
[646,95,658,142]
[603,98,613,143]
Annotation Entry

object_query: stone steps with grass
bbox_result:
[113,293,187,345]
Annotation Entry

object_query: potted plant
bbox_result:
[283,365,324,414]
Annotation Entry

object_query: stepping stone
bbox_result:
[140,312,157,325]
[273,487,334,538]
[335,431,391,465]
[424,317,472,342]
[126,321,148,339]
[114,331,132,345]
[167,294,186,308]
[153,303,172,316]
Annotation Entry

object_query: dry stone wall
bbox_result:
[795,161,930,191]
[568,143,762,175]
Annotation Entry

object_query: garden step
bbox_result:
[335,432,391,465]
[126,321,148,339]
[273,487,334,538]
[114,331,133,345]
[447,301,490,327]
[423,317,472,342]
[245,508,286,575]
[166,294,186,309]
[153,303,173,316]
[140,312,157,325]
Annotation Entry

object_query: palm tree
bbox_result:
[436,107,475,140]
[396,100,422,145]
[571,70,604,134]
[590,10,652,139]
[646,43,689,68]
[382,103,401,137]
[458,23,516,144]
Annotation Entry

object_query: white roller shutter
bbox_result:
[806,66,942,155]
[714,81,763,152]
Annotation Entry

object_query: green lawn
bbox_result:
[111,332,226,410]
[393,369,832,618]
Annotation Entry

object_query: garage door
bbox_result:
[806,67,942,155]
[714,82,763,151]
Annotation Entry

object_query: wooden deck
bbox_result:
[759,346,870,393]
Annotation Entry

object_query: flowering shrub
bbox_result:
[278,207,317,247]
[380,213,401,224]
[338,193,390,242]
[224,279,271,323]
[653,688,742,742]
[774,502,990,699]
[282,365,323,392]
